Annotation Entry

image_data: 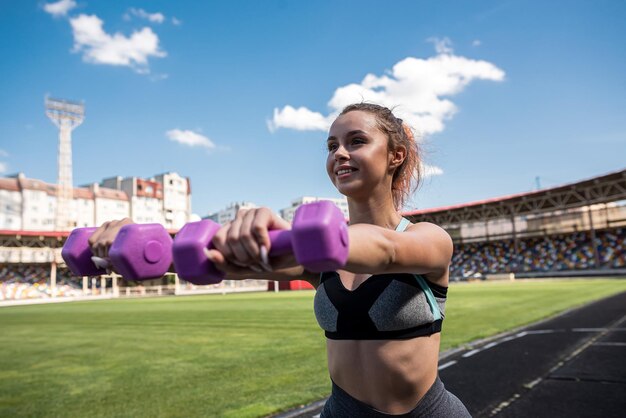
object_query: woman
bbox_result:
[89,103,470,417]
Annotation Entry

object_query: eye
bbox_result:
[327,142,338,152]
[351,137,365,145]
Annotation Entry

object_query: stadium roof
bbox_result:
[403,168,626,225]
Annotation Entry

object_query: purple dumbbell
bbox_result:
[62,223,173,280]
[172,200,349,285]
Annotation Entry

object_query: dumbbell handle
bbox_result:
[267,229,294,257]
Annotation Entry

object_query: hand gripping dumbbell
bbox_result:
[61,224,173,280]
[172,200,349,285]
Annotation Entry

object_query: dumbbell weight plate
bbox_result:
[109,224,173,280]
[62,227,108,276]
[173,220,225,285]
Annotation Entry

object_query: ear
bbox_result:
[389,144,407,170]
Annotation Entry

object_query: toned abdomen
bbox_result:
[327,334,440,414]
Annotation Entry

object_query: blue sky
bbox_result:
[1,0,625,217]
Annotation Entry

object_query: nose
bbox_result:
[334,144,349,161]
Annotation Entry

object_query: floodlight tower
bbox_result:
[45,97,85,231]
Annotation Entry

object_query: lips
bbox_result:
[335,166,358,179]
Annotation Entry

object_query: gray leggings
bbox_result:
[321,376,471,417]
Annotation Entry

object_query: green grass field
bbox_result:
[1,278,626,417]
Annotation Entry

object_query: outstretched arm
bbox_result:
[343,222,453,284]
[205,209,451,287]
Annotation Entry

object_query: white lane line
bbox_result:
[593,342,626,347]
[523,377,543,389]
[438,360,457,370]
[450,326,619,372]
[461,329,538,359]
[461,334,521,359]
[462,349,480,358]
[490,393,521,416]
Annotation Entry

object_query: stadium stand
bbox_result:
[0,265,81,300]
[450,227,625,279]
[405,169,626,280]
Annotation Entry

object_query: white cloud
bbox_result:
[69,14,166,72]
[43,0,76,17]
[166,129,216,150]
[269,38,505,138]
[472,39,482,47]
[267,106,334,132]
[427,37,454,55]
[172,17,182,26]
[0,149,8,157]
[126,8,165,24]
[420,164,444,178]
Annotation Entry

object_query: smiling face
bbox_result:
[326,111,401,201]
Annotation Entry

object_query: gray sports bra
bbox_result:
[313,218,447,340]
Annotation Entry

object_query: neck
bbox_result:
[347,190,402,230]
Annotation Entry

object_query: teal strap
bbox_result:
[395,217,411,232]
[396,219,440,319]
[414,274,442,321]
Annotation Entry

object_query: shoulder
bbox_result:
[406,222,453,250]
[405,222,453,283]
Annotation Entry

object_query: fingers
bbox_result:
[240,208,274,263]
[87,218,133,267]
[88,221,111,259]
[227,209,257,266]
[204,248,264,277]
[211,208,279,272]
[240,209,261,260]
[267,211,292,232]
